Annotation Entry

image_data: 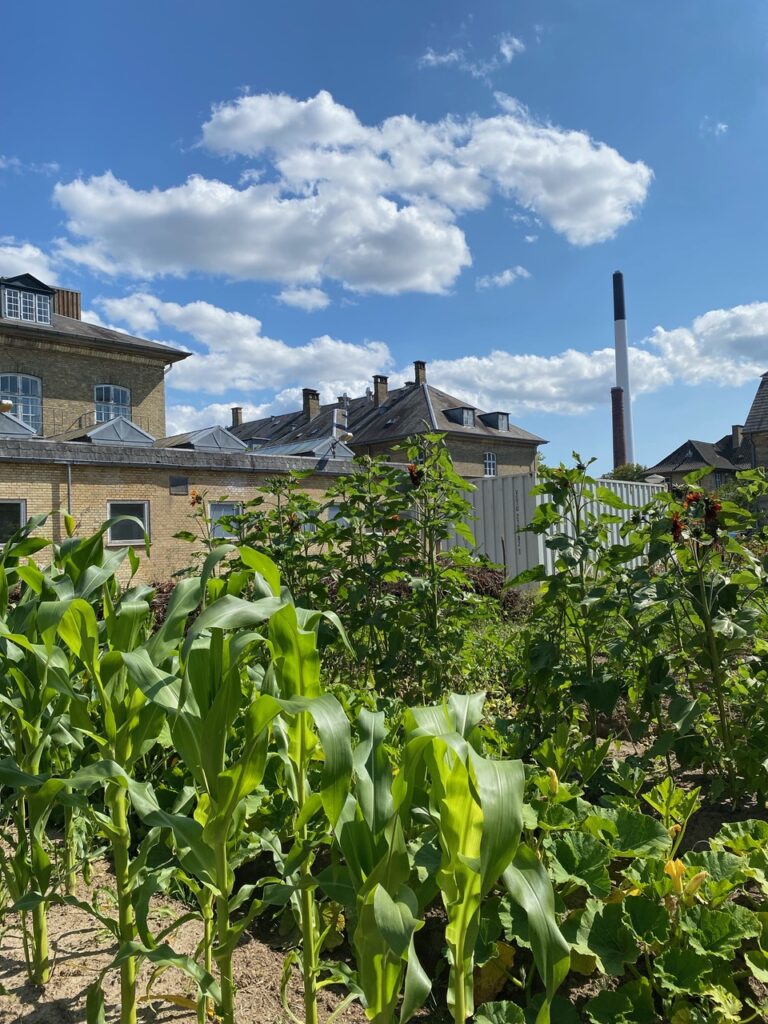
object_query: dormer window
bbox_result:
[95,384,131,423]
[445,406,476,427]
[0,374,42,433]
[479,411,509,431]
[3,289,51,324]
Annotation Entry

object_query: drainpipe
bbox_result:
[66,462,72,514]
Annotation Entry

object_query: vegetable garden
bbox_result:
[2,436,768,1024]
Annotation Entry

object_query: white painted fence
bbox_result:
[456,474,666,578]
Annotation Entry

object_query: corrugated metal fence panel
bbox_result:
[458,475,665,578]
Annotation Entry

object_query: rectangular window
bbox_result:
[4,289,20,319]
[483,452,497,477]
[0,500,25,545]
[169,475,189,495]
[20,292,35,322]
[210,501,239,539]
[107,501,149,545]
[35,294,51,324]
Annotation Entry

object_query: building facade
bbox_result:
[647,372,768,489]
[0,274,361,579]
[230,360,546,479]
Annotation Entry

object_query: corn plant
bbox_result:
[54,529,214,1024]
[396,695,569,1024]
[261,582,354,1024]
[323,708,431,1023]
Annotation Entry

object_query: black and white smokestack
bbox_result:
[612,271,635,465]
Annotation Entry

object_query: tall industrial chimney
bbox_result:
[612,271,635,465]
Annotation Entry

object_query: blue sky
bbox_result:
[2,0,768,471]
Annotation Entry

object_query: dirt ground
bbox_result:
[0,863,368,1024]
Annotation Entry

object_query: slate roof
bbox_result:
[255,437,355,459]
[232,383,545,450]
[648,434,751,475]
[48,416,155,446]
[0,410,37,438]
[744,372,768,434]
[0,275,187,364]
[154,425,247,452]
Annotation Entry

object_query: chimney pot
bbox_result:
[373,374,389,408]
[414,360,427,385]
[302,388,321,421]
[231,406,243,428]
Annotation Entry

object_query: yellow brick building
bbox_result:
[0,274,361,580]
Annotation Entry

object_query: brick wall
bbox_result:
[0,460,331,583]
[0,333,168,437]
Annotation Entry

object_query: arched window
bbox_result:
[95,384,131,423]
[0,374,42,433]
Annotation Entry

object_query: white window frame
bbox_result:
[0,373,42,433]
[209,500,240,539]
[35,294,51,324]
[2,289,52,324]
[0,499,26,546]
[95,384,132,423]
[106,500,150,546]
[483,452,497,477]
[3,289,20,319]
[20,292,35,322]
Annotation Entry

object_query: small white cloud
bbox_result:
[0,155,59,176]
[277,286,330,311]
[700,116,729,138]
[418,48,463,69]
[498,34,525,62]
[0,237,59,284]
[524,234,538,244]
[420,34,524,80]
[476,265,531,289]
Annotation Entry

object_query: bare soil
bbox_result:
[0,862,367,1024]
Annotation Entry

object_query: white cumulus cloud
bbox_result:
[94,292,768,429]
[53,90,651,292]
[277,287,331,311]
[0,238,60,284]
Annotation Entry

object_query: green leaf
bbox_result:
[655,946,712,995]
[476,1002,526,1024]
[712,819,768,853]
[680,904,760,959]
[563,900,637,977]
[623,895,670,946]
[550,832,612,898]
[503,845,570,1023]
[611,809,671,857]
[584,978,657,1024]
[86,983,107,1024]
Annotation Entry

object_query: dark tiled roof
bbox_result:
[0,311,188,364]
[232,383,545,449]
[648,434,750,475]
[744,372,768,434]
